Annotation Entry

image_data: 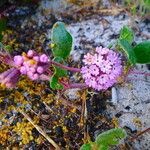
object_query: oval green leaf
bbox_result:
[119,26,134,44]
[133,41,150,64]
[51,21,73,59]
[118,39,136,65]
[96,128,126,147]
[50,75,63,90]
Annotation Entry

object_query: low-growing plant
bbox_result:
[117,0,150,16]
[80,128,126,150]
[0,21,150,90]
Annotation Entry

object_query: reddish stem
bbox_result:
[50,61,81,72]
[129,70,150,76]
[46,70,53,75]
[127,77,150,83]
[64,83,88,90]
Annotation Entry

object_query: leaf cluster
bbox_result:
[117,26,150,65]
[80,128,126,150]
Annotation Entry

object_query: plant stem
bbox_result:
[130,127,150,142]
[129,70,150,76]
[50,61,81,72]
[127,77,150,83]
[64,83,88,89]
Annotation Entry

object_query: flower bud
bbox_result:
[20,66,27,75]
[40,54,48,63]
[33,56,40,62]
[37,66,44,74]
[27,50,36,58]
[14,55,23,66]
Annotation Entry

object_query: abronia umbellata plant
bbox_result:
[0,22,150,91]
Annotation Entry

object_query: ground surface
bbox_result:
[0,0,150,149]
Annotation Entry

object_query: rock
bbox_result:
[65,89,80,100]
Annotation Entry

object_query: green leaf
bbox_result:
[98,145,108,150]
[118,39,136,65]
[96,128,126,148]
[49,57,68,90]
[0,18,7,41]
[143,0,150,7]
[50,75,64,90]
[120,26,134,44]
[80,144,92,150]
[51,21,73,59]
[53,57,67,77]
[133,41,150,64]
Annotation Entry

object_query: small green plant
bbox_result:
[123,0,150,16]
[117,25,150,65]
[80,128,126,150]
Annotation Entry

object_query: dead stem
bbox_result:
[129,127,150,142]
[19,109,61,150]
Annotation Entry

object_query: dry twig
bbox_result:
[19,109,61,150]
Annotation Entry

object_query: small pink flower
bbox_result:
[96,46,109,55]
[83,53,95,65]
[89,65,99,76]
[112,65,122,76]
[97,74,109,84]
[107,52,118,64]
[94,54,103,67]
[101,47,109,55]
[85,77,96,88]
[100,60,112,74]
[81,66,91,79]
[96,46,103,53]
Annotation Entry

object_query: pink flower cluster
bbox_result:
[81,46,122,91]
[0,50,50,88]
[14,50,49,80]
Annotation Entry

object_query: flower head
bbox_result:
[0,50,50,88]
[81,46,122,91]
[17,51,49,80]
